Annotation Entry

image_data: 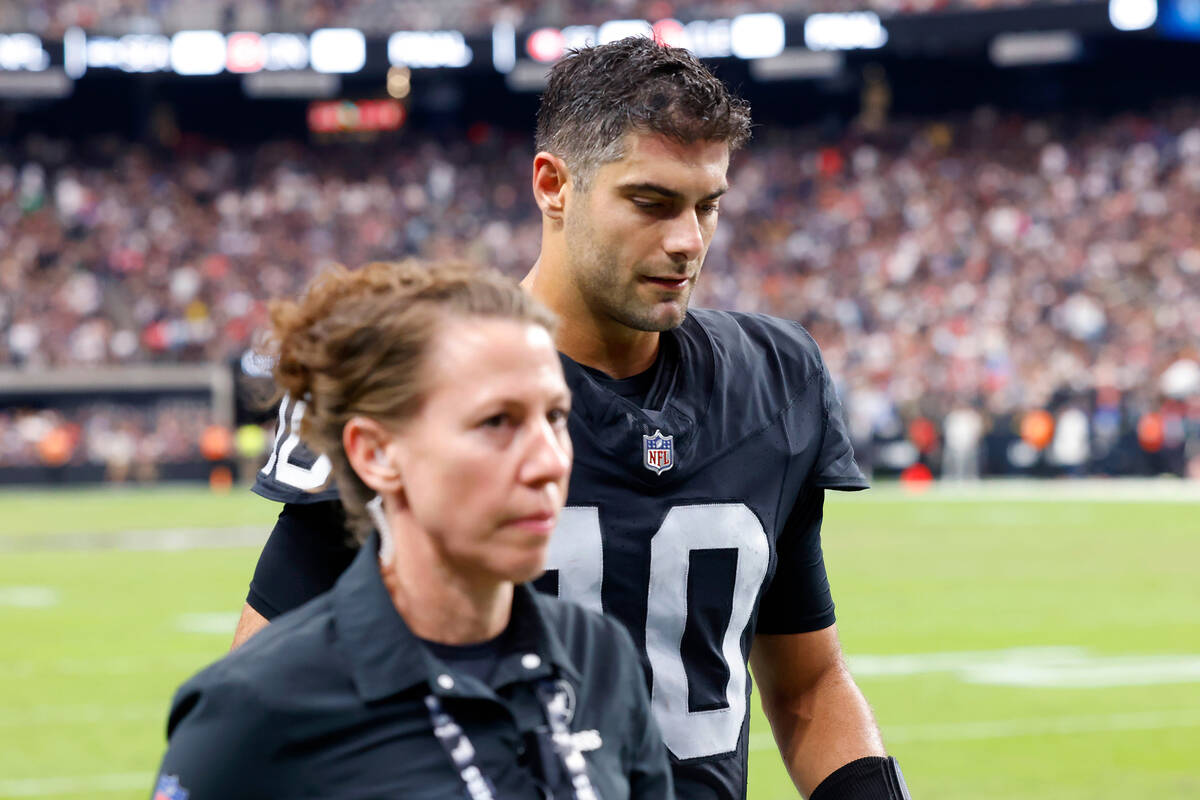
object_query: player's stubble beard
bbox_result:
[563,195,697,334]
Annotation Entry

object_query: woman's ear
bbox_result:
[344,416,404,495]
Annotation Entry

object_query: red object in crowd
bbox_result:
[817,147,844,178]
[899,462,933,492]
[1020,409,1054,451]
[1137,412,1164,453]
[200,425,233,461]
[908,416,938,454]
[38,426,75,466]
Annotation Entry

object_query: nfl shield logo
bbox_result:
[643,430,674,475]
[154,774,189,800]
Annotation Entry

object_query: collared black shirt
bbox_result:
[155,533,674,800]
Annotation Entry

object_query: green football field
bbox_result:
[1,483,1197,799]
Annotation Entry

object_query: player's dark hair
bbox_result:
[266,260,557,540]
[536,36,752,189]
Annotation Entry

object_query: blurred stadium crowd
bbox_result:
[2,102,1198,478]
[0,0,1088,39]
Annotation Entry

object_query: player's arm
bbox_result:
[231,500,357,649]
[754,333,910,795]
[753,483,909,797]
[230,604,270,650]
[750,626,889,797]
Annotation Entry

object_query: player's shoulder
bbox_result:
[253,393,341,505]
[686,308,827,392]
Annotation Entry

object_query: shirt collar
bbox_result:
[332,531,581,702]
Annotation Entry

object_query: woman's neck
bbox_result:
[378,521,514,646]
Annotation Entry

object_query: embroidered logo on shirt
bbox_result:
[154,774,189,800]
[552,679,577,724]
[642,430,674,475]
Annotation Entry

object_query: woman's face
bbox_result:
[390,317,572,584]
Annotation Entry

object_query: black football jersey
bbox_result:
[250,308,867,800]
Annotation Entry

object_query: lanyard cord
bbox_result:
[425,680,601,800]
[425,693,498,800]
[533,680,599,800]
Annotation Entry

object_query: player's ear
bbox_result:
[343,416,404,496]
[532,151,569,222]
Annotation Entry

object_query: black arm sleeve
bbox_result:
[246,501,358,619]
[755,484,836,634]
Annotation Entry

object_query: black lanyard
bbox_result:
[425,679,601,800]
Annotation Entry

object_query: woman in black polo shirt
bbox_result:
[152,261,673,800]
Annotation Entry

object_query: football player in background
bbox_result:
[236,37,911,800]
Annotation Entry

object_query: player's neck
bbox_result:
[558,321,659,379]
[522,259,660,379]
[377,523,513,645]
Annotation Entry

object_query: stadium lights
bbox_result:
[170,30,227,76]
[0,33,50,72]
[515,13,782,64]
[309,28,366,74]
[387,31,473,68]
[731,14,786,59]
[226,32,267,73]
[803,12,889,51]
[492,22,516,73]
[84,32,172,72]
[1109,0,1159,30]
[63,27,86,77]
[598,19,654,44]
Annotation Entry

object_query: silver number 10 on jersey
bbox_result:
[545,505,769,761]
[261,399,332,491]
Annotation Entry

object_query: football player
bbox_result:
[236,37,910,800]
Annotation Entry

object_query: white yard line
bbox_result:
[0,772,149,797]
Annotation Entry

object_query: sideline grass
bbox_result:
[1,485,1197,799]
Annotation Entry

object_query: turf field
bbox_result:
[1,483,1197,799]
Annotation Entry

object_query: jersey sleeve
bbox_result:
[812,355,870,491]
[246,501,358,619]
[252,395,341,505]
[755,484,836,635]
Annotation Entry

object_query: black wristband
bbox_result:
[809,756,911,800]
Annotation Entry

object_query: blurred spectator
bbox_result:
[942,405,983,480]
[0,402,218,474]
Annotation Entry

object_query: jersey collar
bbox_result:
[331,532,580,702]
[559,312,716,481]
